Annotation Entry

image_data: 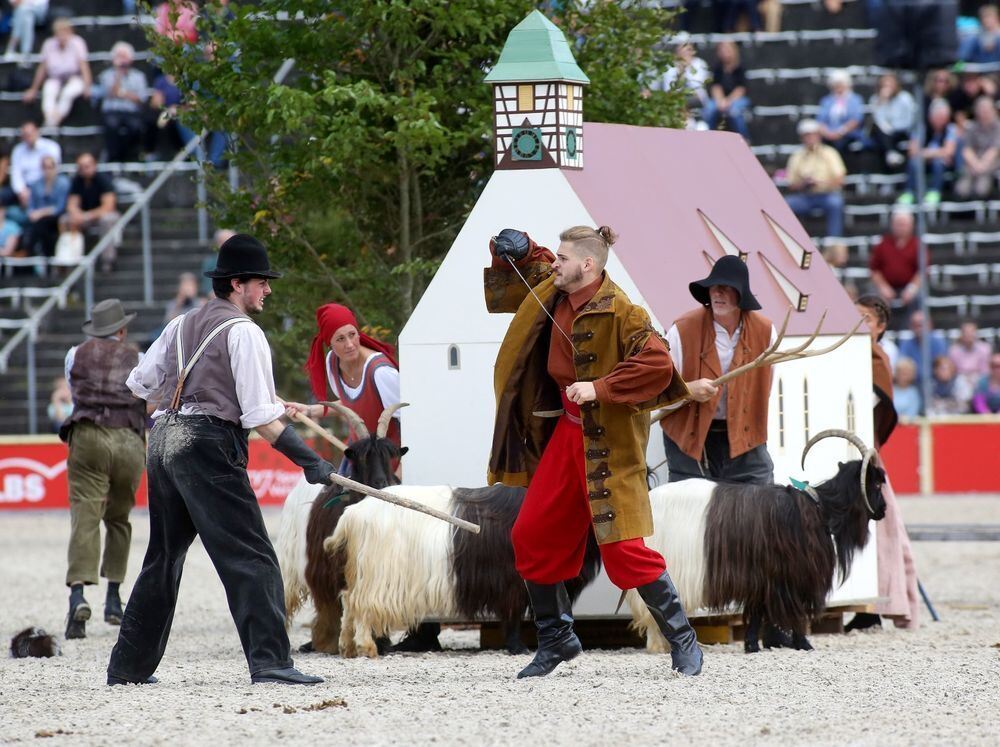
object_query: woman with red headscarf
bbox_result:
[284,303,401,452]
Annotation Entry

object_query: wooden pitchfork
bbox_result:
[651,308,865,424]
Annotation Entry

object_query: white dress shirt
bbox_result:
[666,319,778,419]
[127,313,284,430]
[11,137,62,195]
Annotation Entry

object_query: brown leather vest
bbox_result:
[157,298,250,426]
[661,306,773,460]
[61,337,145,440]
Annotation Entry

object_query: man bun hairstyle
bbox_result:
[559,225,617,270]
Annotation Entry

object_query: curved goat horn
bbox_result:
[319,400,369,440]
[376,402,409,439]
[801,428,877,514]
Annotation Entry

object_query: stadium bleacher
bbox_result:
[0,1,212,434]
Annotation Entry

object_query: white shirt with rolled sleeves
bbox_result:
[664,319,778,419]
[126,313,284,429]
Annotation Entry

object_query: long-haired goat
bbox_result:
[276,401,407,652]
[629,429,887,654]
[323,484,602,659]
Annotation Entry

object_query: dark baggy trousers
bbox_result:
[663,420,774,484]
[107,414,292,680]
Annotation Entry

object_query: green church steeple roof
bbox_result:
[484,10,590,84]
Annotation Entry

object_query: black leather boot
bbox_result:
[636,571,703,676]
[66,584,90,640]
[105,582,124,625]
[517,582,582,679]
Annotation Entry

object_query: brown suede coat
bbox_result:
[484,258,689,544]
[660,306,773,461]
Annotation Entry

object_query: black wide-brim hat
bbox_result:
[689,255,762,311]
[204,233,282,279]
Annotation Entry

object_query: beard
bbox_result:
[554,265,584,290]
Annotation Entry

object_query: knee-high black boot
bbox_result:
[636,571,704,676]
[517,582,582,679]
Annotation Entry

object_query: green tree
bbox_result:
[155,0,681,397]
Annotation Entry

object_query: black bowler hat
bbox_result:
[204,234,282,279]
[689,255,761,311]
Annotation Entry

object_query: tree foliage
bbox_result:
[154,0,681,397]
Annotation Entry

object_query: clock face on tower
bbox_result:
[511,127,543,161]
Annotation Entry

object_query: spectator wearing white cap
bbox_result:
[817,69,866,155]
[784,118,847,238]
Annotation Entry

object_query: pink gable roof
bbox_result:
[563,123,862,335]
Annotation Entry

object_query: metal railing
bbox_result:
[0,135,207,433]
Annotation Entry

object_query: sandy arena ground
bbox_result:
[2,498,999,746]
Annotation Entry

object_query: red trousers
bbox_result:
[511,399,666,589]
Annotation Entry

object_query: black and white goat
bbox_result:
[323,484,601,658]
[629,429,886,654]
[276,401,406,652]
[10,627,61,658]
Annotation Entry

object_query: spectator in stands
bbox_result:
[869,72,916,171]
[784,118,846,238]
[154,0,199,45]
[927,355,972,415]
[23,18,92,129]
[949,71,997,131]
[10,120,61,208]
[817,69,866,155]
[47,376,73,433]
[971,353,1000,413]
[898,309,949,384]
[97,42,149,163]
[949,319,992,393]
[164,271,203,322]
[960,4,1000,64]
[955,96,1000,199]
[869,209,927,328]
[716,0,762,32]
[23,155,69,259]
[893,357,922,416]
[4,0,48,62]
[702,40,751,142]
[61,152,121,273]
[822,242,849,268]
[923,69,956,126]
[657,33,710,110]
[899,98,959,207]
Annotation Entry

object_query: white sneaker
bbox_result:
[886,151,905,167]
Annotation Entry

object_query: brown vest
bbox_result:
[661,306,773,460]
[61,337,145,440]
[157,298,252,426]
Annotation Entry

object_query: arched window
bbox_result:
[803,378,810,444]
[447,344,460,370]
[778,378,785,449]
[847,391,856,432]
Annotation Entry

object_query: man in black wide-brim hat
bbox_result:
[107,234,334,686]
[659,255,777,483]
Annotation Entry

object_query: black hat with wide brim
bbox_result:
[689,255,762,311]
[204,233,282,279]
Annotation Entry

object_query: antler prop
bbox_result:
[652,309,864,423]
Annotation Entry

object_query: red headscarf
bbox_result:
[305,303,398,402]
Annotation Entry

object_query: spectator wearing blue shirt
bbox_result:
[23,155,70,258]
[897,309,949,385]
[817,69,866,156]
[960,4,1000,64]
[899,98,959,207]
[893,357,923,416]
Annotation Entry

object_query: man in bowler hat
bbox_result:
[61,298,146,640]
[107,234,333,686]
[659,255,777,483]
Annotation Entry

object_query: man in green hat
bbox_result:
[60,297,147,640]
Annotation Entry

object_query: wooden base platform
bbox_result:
[478,603,876,650]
